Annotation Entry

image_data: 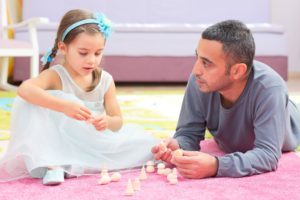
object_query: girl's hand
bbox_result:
[61,101,92,121]
[90,115,108,131]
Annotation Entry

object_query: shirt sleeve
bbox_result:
[102,71,113,94]
[174,75,206,151]
[216,86,287,177]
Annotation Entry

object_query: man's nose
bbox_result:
[192,59,203,76]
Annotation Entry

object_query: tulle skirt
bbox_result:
[0,91,158,181]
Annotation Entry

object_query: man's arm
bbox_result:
[172,86,289,178]
[217,87,287,177]
[174,75,206,151]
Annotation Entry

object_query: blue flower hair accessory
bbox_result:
[61,12,112,41]
[40,49,53,65]
[93,13,112,39]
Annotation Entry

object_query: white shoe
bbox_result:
[42,168,64,186]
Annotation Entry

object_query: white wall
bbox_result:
[271,0,300,73]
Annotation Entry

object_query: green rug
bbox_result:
[1,89,300,152]
[116,87,184,138]
[0,91,15,134]
[0,88,185,140]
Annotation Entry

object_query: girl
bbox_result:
[0,9,157,185]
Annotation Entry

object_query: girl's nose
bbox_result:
[87,55,96,64]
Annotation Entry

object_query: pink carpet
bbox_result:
[0,140,300,200]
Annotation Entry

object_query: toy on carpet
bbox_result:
[139,165,147,180]
[125,179,134,196]
[133,177,141,191]
[157,162,165,175]
[111,172,122,182]
[97,158,181,196]
[146,160,155,173]
[98,167,111,185]
[98,167,122,185]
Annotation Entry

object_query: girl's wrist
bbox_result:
[56,99,68,113]
[106,115,122,132]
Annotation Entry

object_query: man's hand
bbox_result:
[151,138,180,163]
[171,151,218,179]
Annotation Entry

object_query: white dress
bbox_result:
[0,65,158,181]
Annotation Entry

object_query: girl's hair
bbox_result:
[43,9,105,91]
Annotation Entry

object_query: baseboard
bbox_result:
[12,56,289,82]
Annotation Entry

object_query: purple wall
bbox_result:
[23,0,270,24]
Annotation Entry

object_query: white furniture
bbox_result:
[13,0,288,82]
[14,22,288,82]
[0,0,48,90]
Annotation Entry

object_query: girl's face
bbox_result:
[59,32,105,76]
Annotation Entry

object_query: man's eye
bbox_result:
[202,60,208,67]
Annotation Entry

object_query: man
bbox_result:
[152,20,300,178]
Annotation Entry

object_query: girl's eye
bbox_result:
[95,52,102,56]
[79,52,87,56]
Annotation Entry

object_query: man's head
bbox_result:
[202,20,255,74]
[193,20,255,94]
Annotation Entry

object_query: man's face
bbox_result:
[193,39,233,93]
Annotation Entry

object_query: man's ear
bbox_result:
[58,41,67,55]
[230,63,247,79]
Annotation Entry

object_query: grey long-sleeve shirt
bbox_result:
[174,61,300,177]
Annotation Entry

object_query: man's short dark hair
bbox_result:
[202,20,255,74]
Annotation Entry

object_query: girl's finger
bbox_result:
[80,107,92,119]
[74,114,85,121]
